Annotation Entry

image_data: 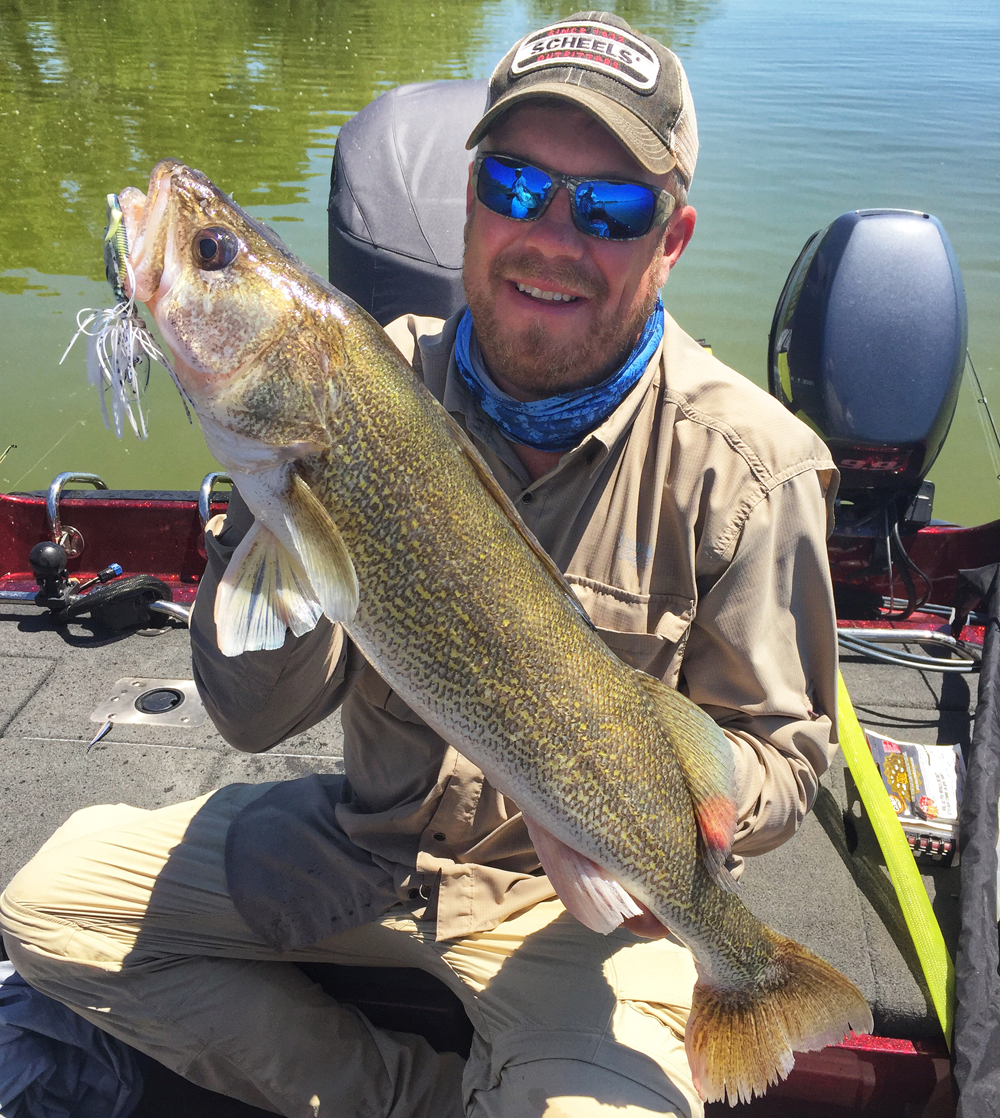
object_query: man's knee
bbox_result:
[467,1058,697,1118]
[1,800,149,933]
[0,884,103,1023]
[1,855,65,964]
[0,799,159,972]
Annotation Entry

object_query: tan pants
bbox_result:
[0,784,701,1118]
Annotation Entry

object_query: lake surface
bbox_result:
[1,0,997,526]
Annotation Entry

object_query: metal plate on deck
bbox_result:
[90,677,208,728]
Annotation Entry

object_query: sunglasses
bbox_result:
[472,152,676,242]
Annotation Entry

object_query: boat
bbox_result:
[2,79,998,1117]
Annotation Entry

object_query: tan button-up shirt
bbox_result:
[191,308,839,945]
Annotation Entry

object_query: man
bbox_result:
[0,12,839,1118]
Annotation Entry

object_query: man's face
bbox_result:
[463,103,696,400]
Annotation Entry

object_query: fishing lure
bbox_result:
[61,193,183,439]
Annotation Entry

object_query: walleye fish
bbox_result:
[111,159,871,1104]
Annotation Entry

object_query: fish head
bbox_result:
[118,160,322,410]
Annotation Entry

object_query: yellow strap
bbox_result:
[836,671,955,1046]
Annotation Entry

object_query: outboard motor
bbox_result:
[769,209,967,539]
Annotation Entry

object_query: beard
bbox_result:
[463,245,663,399]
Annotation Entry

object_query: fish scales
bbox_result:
[305,330,702,906]
[110,159,873,1104]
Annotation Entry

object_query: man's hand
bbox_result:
[623,899,671,938]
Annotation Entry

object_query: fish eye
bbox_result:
[193,227,239,271]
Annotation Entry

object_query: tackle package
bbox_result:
[865,730,966,863]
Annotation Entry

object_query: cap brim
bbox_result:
[465,83,677,176]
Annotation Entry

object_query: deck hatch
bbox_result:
[90,677,208,728]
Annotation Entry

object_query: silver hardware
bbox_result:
[46,471,109,558]
[838,628,979,673]
[88,720,114,751]
[90,678,208,728]
[198,471,232,529]
[148,599,192,625]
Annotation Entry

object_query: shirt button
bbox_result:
[433,832,447,842]
[521,491,533,503]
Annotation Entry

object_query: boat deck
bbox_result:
[0,600,966,1116]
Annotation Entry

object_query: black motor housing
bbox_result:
[768,209,967,530]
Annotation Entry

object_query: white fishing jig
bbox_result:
[61,193,188,439]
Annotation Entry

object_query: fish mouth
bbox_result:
[118,159,184,306]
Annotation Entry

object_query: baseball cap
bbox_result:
[466,11,698,187]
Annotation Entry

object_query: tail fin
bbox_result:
[686,935,873,1106]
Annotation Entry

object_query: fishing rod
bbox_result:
[966,349,1000,488]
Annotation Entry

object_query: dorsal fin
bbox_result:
[634,672,738,881]
[439,407,596,633]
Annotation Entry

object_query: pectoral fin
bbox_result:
[523,814,644,935]
[634,673,738,881]
[281,472,359,625]
[215,521,324,656]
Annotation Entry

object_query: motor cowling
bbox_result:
[328,79,487,326]
[768,209,967,531]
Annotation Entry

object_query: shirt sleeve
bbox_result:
[678,467,840,860]
[189,485,368,753]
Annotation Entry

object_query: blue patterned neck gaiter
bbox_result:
[453,298,664,452]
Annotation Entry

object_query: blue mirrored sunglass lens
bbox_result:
[573,182,656,239]
[479,157,552,220]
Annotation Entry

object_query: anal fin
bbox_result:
[523,814,644,935]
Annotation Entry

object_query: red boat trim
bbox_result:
[0,490,228,604]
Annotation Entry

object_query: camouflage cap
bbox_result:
[466,11,698,187]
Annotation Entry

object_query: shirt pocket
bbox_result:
[565,575,695,685]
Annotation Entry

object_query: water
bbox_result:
[1,0,997,525]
